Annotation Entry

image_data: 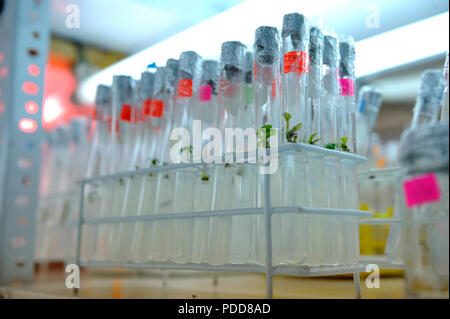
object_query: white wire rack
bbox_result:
[74,143,372,298]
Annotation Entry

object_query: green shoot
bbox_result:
[258,124,274,148]
[308,133,320,145]
[180,146,193,154]
[151,158,158,166]
[324,143,336,150]
[284,112,303,143]
[201,171,209,181]
[340,137,350,152]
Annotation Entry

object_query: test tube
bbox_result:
[133,66,170,263]
[338,38,356,153]
[356,86,382,157]
[191,60,219,264]
[440,52,449,123]
[170,51,203,264]
[411,70,445,129]
[113,72,155,262]
[209,41,246,266]
[281,13,310,144]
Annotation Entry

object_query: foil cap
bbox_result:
[112,75,132,107]
[339,38,355,78]
[323,35,338,67]
[309,26,324,66]
[178,51,202,79]
[399,122,449,171]
[153,67,166,96]
[281,13,309,51]
[95,84,111,109]
[220,41,247,69]
[139,72,154,101]
[201,60,219,94]
[165,59,179,94]
[357,86,383,128]
[201,60,219,82]
[254,26,280,66]
[418,69,445,109]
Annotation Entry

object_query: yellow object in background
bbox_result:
[359,204,394,256]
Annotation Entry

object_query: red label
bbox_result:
[199,85,212,101]
[150,100,164,117]
[177,79,193,98]
[283,51,309,74]
[120,104,132,122]
[143,99,152,116]
[340,78,355,96]
[271,78,277,98]
[107,117,119,133]
[403,173,441,208]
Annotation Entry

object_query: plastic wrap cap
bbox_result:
[282,13,307,37]
[112,75,132,104]
[339,39,355,78]
[309,27,323,66]
[418,69,445,109]
[281,13,308,50]
[153,67,166,95]
[323,35,338,67]
[179,51,202,79]
[201,60,219,82]
[95,84,111,108]
[399,122,449,170]
[220,41,247,69]
[358,86,382,110]
[254,26,279,66]
[139,72,154,99]
[165,59,179,93]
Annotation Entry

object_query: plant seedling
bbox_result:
[258,124,275,148]
[324,143,336,150]
[340,137,350,152]
[284,112,303,143]
[201,170,209,181]
[308,133,320,145]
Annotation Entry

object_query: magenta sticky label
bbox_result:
[199,84,212,102]
[340,78,355,96]
[403,173,441,208]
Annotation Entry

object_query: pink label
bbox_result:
[403,173,441,208]
[199,84,212,101]
[340,78,355,96]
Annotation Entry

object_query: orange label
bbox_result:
[107,117,119,133]
[150,100,164,117]
[271,78,276,98]
[120,104,132,122]
[143,99,152,115]
[283,51,309,74]
[177,79,193,98]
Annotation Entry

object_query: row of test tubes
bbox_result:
[80,12,363,267]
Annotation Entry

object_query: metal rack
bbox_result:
[0,0,49,285]
[75,143,372,298]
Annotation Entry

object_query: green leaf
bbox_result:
[201,171,209,181]
[308,133,320,145]
[324,143,336,150]
[340,137,350,152]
